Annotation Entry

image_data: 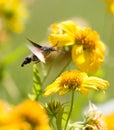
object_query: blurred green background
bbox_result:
[0,0,114,114]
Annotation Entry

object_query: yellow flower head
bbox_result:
[0,100,52,130]
[49,20,80,47]
[44,70,109,96]
[104,0,114,13]
[72,28,106,73]
[0,0,28,33]
[104,112,114,130]
[49,20,106,73]
[12,99,52,130]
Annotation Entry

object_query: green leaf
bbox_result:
[29,64,42,100]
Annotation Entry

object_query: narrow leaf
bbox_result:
[29,64,42,100]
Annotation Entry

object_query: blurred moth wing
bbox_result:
[27,45,45,63]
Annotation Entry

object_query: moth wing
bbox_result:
[27,38,42,48]
[27,45,45,63]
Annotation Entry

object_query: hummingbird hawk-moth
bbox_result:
[21,39,56,67]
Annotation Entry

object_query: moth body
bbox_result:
[21,39,56,67]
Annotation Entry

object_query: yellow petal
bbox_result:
[44,77,61,96]
[59,20,78,36]
[49,34,74,47]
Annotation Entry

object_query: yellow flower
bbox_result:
[72,28,106,73]
[12,99,52,130]
[104,112,114,130]
[103,0,114,13]
[49,20,80,47]
[44,70,109,96]
[0,0,28,33]
[0,100,52,130]
[49,20,106,73]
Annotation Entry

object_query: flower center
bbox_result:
[60,70,83,89]
[75,28,99,51]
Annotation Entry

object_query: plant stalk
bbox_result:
[64,90,75,130]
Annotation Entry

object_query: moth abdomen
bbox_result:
[21,54,38,67]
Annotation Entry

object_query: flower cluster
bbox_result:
[21,19,109,130]
[42,20,109,98]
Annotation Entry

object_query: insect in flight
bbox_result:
[21,39,56,67]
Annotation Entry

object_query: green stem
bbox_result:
[42,57,71,87]
[64,90,75,130]
[56,59,71,78]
